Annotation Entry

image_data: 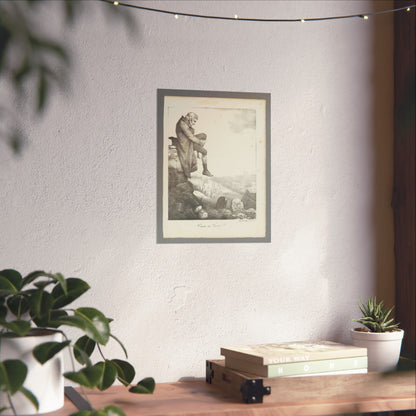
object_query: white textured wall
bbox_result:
[0,1,394,383]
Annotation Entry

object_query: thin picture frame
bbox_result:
[157,89,271,244]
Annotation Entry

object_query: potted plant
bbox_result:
[0,269,155,416]
[351,296,404,372]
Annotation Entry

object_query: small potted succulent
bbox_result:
[0,269,155,416]
[351,296,404,372]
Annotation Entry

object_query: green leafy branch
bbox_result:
[0,269,154,416]
[0,0,135,155]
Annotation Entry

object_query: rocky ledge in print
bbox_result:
[168,146,256,221]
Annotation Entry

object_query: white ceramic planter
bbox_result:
[0,329,64,415]
[351,328,404,372]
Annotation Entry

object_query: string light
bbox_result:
[99,0,415,23]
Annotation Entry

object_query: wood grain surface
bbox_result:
[49,367,415,416]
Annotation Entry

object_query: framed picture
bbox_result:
[157,89,270,243]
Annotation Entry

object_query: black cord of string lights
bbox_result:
[99,0,415,23]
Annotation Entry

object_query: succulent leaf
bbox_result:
[353,296,400,332]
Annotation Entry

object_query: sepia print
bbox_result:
[157,89,270,243]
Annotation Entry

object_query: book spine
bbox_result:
[267,356,368,377]
[225,356,368,377]
[262,349,368,365]
[221,346,368,365]
[285,368,368,377]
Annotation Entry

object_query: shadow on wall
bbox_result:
[322,1,396,344]
[391,0,415,360]
[371,4,395,307]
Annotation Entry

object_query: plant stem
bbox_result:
[97,343,106,361]
[61,332,94,411]
[7,393,17,416]
[17,296,22,320]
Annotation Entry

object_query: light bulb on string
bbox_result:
[100,1,416,24]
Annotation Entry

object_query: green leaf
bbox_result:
[74,335,96,365]
[128,377,155,394]
[7,295,30,318]
[52,273,67,294]
[64,0,78,25]
[29,36,70,65]
[0,303,7,321]
[97,406,127,416]
[0,319,31,336]
[19,386,39,411]
[355,296,400,332]
[22,271,68,295]
[69,407,126,416]
[68,412,91,416]
[0,276,19,296]
[64,366,102,389]
[22,270,50,287]
[29,289,53,317]
[51,278,90,309]
[110,359,135,386]
[73,349,92,367]
[94,361,117,391]
[0,359,27,395]
[35,273,67,294]
[0,270,22,291]
[52,315,89,333]
[47,310,69,328]
[74,308,110,345]
[7,128,26,155]
[37,67,48,113]
[54,310,109,346]
[29,290,53,326]
[384,306,394,321]
[12,56,33,85]
[33,280,55,290]
[33,340,70,364]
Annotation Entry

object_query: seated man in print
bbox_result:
[173,112,213,178]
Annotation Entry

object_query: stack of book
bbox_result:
[220,340,368,378]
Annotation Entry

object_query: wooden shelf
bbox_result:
[50,367,415,416]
